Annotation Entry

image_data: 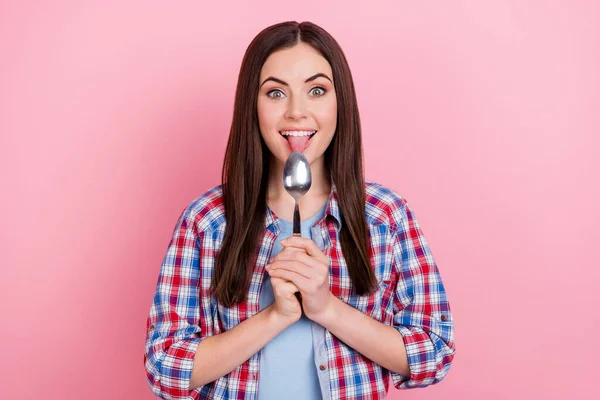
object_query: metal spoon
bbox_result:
[282,151,312,237]
[282,151,312,306]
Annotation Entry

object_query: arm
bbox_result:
[314,199,455,388]
[144,208,207,399]
[387,199,455,388]
[312,295,411,376]
[144,206,298,398]
[188,306,295,389]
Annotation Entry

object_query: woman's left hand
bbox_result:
[265,237,333,322]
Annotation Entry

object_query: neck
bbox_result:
[266,155,331,207]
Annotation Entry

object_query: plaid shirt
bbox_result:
[144,180,455,399]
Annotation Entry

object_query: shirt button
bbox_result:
[441,315,448,321]
[319,364,326,371]
[250,373,256,379]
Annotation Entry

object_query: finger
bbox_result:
[271,251,322,270]
[278,245,306,254]
[267,260,314,279]
[281,237,323,257]
[269,246,306,264]
[270,277,300,298]
[267,268,310,292]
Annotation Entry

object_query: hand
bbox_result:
[265,237,333,322]
[268,270,302,325]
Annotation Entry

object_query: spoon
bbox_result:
[283,151,312,237]
[282,151,312,305]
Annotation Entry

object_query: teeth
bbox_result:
[280,130,316,137]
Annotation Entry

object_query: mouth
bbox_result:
[279,130,317,152]
[279,130,317,139]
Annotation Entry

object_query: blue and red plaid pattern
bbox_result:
[144,180,455,399]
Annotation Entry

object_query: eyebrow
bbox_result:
[259,73,332,88]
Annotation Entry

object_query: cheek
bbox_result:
[256,100,267,128]
[257,99,278,130]
[315,98,337,130]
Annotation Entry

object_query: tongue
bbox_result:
[287,135,310,152]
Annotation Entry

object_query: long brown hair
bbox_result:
[214,21,377,307]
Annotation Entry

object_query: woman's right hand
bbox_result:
[268,274,302,324]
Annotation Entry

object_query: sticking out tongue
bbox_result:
[287,135,311,152]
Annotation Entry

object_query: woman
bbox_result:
[144,21,455,400]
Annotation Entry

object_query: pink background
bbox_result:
[2,1,599,399]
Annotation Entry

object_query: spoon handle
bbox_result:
[294,292,304,314]
[293,201,301,237]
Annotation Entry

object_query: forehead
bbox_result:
[259,42,333,82]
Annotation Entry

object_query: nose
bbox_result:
[284,95,307,120]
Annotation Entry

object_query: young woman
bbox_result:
[144,21,455,400]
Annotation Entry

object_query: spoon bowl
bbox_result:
[282,151,312,237]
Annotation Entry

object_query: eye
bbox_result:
[267,89,285,99]
[309,87,326,97]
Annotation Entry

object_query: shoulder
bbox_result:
[364,180,413,233]
[179,184,226,234]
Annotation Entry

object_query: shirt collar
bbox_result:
[265,176,342,233]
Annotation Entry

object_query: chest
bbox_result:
[209,220,398,331]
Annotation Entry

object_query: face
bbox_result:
[257,42,337,166]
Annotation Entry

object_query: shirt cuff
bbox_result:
[390,326,437,389]
[159,337,202,397]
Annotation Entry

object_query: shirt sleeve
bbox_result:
[389,199,456,389]
[143,206,209,399]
